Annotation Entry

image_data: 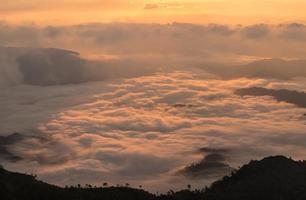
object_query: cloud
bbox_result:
[198,147,230,154]
[0,46,161,86]
[0,133,24,161]
[0,49,23,87]
[95,151,177,179]
[242,24,270,39]
[280,23,306,41]
[236,87,306,108]
[1,67,306,191]
[143,2,185,10]
[17,48,88,85]
[198,58,306,80]
[2,46,306,89]
[0,132,74,165]
[23,138,74,166]
[241,59,306,79]
[1,20,306,192]
[178,151,234,179]
[157,90,196,104]
[144,4,159,10]
[2,22,306,87]
[2,22,306,63]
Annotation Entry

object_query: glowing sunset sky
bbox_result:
[2,0,306,25]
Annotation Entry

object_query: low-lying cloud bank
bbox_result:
[0,46,159,86]
[1,71,306,191]
[1,46,306,87]
[1,22,306,86]
[1,21,306,191]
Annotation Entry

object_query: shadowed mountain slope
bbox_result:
[204,156,306,200]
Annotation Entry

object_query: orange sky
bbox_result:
[2,0,306,25]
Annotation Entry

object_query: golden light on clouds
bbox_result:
[1,0,306,25]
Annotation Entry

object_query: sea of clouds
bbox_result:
[0,22,306,192]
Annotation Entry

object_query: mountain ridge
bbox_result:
[2,155,306,200]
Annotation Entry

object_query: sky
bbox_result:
[0,0,306,193]
[1,0,306,25]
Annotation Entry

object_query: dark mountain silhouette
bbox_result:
[1,156,306,200]
[0,166,155,200]
[236,87,306,108]
[204,156,306,200]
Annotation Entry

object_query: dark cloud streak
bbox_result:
[236,87,306,108]
[0,133,24,162]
